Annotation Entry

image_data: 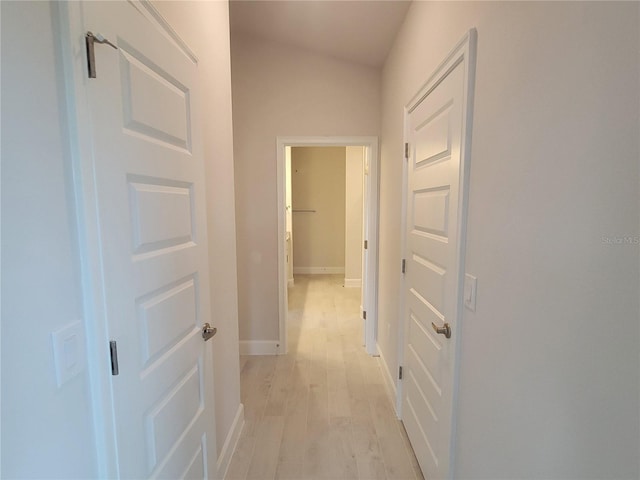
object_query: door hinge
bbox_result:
[109,340,119,376]
[399,366,403,380]
[404,142,409,159]
[363,310,367,320]
[364,240,368,250]
[85,31,118,79]
[401,258,406,274]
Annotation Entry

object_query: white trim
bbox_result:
[448,32,477,475]
[293,266,345,275]
[287,278,295,288]
[362,141,380,356]
[396,95,410,422]
[343,278,361,288]
[57,3,118,476]
[398,29,477,478]
[133,0,198,63]
[239,340,280,356]
[377,343,400,417]
[216,404,245,480]
[277,136,380,356]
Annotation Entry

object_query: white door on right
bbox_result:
[402,31,476,480]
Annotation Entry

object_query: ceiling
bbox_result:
[229,1,412,68]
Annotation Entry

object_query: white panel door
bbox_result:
[82,2,216,478]
[402,33,475,480]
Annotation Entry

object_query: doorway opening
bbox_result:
[276,136,379,356]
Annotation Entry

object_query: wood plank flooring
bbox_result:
[227,275,424,480]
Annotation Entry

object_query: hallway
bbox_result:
[227,275,423,480]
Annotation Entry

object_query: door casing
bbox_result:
[276,136,380,356]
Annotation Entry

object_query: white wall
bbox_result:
[291,147,346,273]
[231,34,380,342]
[1,2,96,477]
[152,2,242,472]
[345,146,364,286]
[2,1,241,477]
[379,1,640,477]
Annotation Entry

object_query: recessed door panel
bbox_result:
[407,343,442,422]
[412,187,450,238]
[129,179,194,255]
[405,367,440,464]
[182,443,205,480]
[408,310,443,391]
[410,252,446,314]
[153,430,207,480]
[408,233,448,269]
[120,45,191,151]
[146,364,203,472]
[414,104,452,168]
[137,276,198,367]
[404,393,438,471]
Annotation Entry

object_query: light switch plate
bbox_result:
[464,274,477,311]
[51,321,86,388]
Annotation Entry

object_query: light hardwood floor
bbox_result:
[227,275,424,480]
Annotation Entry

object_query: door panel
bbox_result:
[129,179,194,253]
[137,276,197,367]
[119,45,191,150]
[402,34,475,478]
[410,253,446,314]
[412,187,450,237]
[408,312,443,390]
[82,2,216,478]
[414,103,453,167]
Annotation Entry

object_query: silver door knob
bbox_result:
[431,322,451,339]
[202,323,217,341]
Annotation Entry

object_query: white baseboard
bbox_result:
[343,278,361,288]
[287,278,294,287]
[377,344,400,418]
[239,340,280,355]
[216,403,244,479]
[293,266,345,275]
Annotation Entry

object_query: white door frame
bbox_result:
[56,2,206,477]
[397,29,477,472]
[276,136,380,356]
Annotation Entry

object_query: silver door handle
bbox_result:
[202,323,217,341]
[431,322,451,339]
